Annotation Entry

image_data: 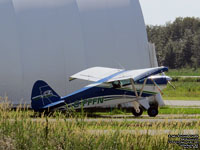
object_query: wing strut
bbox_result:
[139,78,147,97]
[130,78,148,98]
[130,79,138,98]
[130,78,147,113]
[150,79,164,95]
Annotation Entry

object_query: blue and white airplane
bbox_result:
[31,66,172,117]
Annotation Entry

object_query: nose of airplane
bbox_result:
[166,76,172,81]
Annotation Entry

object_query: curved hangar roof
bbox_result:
[0,0,150,104]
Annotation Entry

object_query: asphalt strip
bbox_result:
[88,129,199,135]
[165,100,200,106]
[9,118,199,123]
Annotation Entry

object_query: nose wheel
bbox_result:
[132,106,143,117]
[147,106,158,117]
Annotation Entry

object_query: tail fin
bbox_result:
[31,80,61,111]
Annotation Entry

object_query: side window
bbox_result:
[112,81,121,88]
[120,79,131,86]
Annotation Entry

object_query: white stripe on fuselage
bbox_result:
[54,95,137,110]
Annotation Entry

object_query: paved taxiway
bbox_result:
[26,114,200,123]
[89,129,199,135]
[26,100,200,123]
[165,100,200,106]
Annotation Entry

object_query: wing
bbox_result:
[69,66,168,86]
[107,66,168,83]
[69,67,123,82]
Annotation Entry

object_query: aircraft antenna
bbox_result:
[113,59,126,70]
[118,62,125,70]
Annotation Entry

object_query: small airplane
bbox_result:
[31,66,172,117]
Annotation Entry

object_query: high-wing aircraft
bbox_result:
[31,66,172,117]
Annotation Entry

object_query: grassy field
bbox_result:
[162,68,200,100]
[95,106,200,116]
[1,102,200,150]
[158,106,200,115]
[166,68,200,76]
[162,78,200,100]
[0,119,183,150]
[0,106,199,150]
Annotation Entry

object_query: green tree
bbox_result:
[146,17,200,69]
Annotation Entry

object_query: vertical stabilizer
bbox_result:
[31,80,61,111]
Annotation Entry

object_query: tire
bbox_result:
[132,106,143,117]
[147,107,158,117]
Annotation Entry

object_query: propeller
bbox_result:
[161,72,176,89]
[168,81,176,89]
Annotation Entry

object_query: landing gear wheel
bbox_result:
[147,107,158,117]
[132,106,143,117]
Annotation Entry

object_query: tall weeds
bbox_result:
[0,101,199,150]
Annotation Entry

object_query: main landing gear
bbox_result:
[147,106,158,117]
[132,106,143,117]
[132,105,158,117]
[129,78,159,117]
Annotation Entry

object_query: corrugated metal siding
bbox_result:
[0,0,150,104]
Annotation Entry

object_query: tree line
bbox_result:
[146,17,200,69]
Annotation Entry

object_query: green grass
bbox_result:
[143,107,200,115]
[166,68,200,76]
[159,106,200,114]
[1,103,199,150]
[1,71,200,149]
[162,69,200,100]
[162,81,200,100]
[162,68,200,100]
[94,107,200,116]
[163,97,200,100]
[171,77,200,82]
